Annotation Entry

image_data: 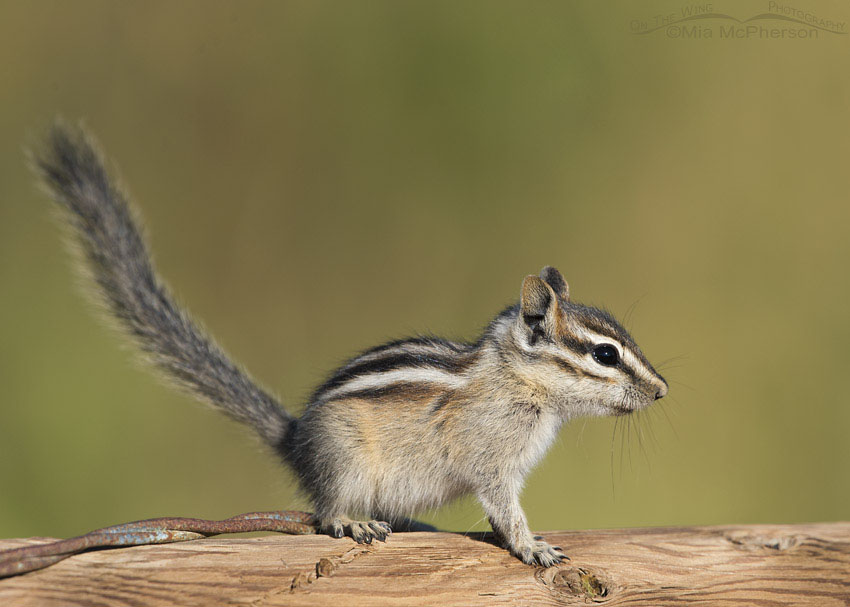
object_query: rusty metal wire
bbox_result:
[0,510,317,578]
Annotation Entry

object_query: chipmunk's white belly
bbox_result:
[348,456,469,519]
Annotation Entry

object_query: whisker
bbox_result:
[576,418,589,448]
[665,394,684,411]
[657,401,679,439]
[667,378,696,392]
[619,414,627,477]
[636,410,651,470]
[621,295,647,331]
[610,417,618,499]
[655,353,689,368]
[644,407,661,451]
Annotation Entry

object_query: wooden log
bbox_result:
[1,523,848,606]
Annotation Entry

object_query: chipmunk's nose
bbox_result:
[655,382,668,400]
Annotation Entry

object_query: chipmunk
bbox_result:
[34,123,668,567]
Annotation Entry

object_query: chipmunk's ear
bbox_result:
[520,275,559,343]
[539,266,569,302]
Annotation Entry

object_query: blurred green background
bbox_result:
[1,0,848,539]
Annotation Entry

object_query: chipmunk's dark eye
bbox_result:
[592,344,619,367]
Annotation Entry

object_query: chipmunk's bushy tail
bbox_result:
[34,122,292,447]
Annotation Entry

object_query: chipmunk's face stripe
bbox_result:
[532,316,664,391]
[549,356,611,381]
[514,309,662,389]
[572,328,624,355]
[620,350,659,383]
[514,322,614,379]
[567,321,661,380]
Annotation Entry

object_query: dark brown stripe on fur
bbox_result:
[326,381,448,403]
[313,346,477,400]
[429,392,454,414]
[549,356,611,381]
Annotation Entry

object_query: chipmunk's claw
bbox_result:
[324,518,392,544]
[368,521,390,541]
[515,539,569,567]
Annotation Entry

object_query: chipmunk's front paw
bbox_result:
[515,539,569,567]
[325,518,392,544]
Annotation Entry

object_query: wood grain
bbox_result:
[1,523,848,606]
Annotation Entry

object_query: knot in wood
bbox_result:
[725,531,801,551]
[316,557,335,578]
[538,565,610,601]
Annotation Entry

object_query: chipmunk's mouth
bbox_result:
[613,388,656,415]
